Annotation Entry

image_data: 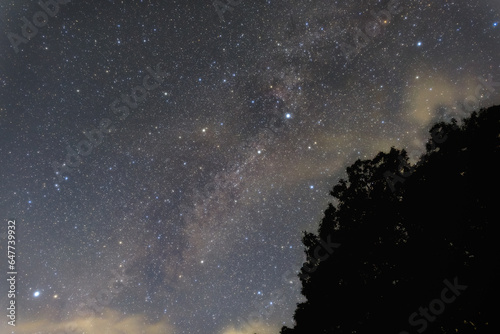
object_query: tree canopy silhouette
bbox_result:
[280,105,500,334]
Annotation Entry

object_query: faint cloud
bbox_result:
[219,321,280,334]
[2,308,175,334]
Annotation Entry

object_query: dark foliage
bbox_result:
[281,106,500,334]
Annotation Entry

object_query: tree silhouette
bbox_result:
[281,106,500,334]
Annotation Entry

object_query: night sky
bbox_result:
[1,0,499,333]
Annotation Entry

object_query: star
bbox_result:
[1,1,497,333]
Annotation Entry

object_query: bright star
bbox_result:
[285,113,291,119]
[34,291,40,297]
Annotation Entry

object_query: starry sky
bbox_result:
[0,0,499,333]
